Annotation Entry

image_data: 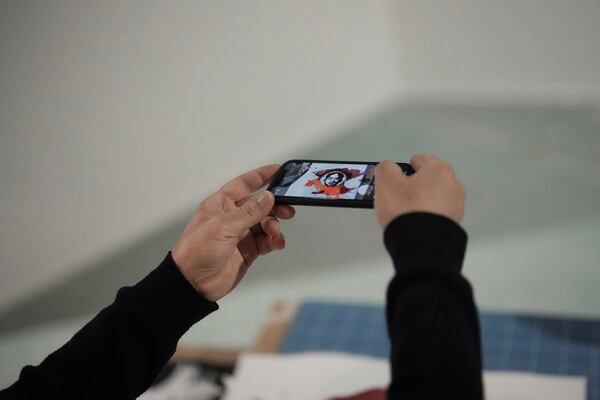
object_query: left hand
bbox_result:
[172,164,295,301]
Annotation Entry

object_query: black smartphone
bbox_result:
[267,159,414,208]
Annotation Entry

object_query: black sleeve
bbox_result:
[384,213,483,399]
[0,252,218,400]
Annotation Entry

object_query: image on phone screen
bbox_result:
[271,162,376,201]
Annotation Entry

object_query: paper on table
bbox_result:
[224,352,388,400]
[139,365,222,400]
[223,352,586,400]
[484,371,586,400]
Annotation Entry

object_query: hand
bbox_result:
[172,164,295,301]
[374,154,466,229]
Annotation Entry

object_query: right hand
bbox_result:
[374,154,466,229]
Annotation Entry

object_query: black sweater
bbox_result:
[1,212,483,399]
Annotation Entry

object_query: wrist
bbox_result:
[171,246,201,292]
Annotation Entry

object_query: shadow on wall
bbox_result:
[1,100,600,333]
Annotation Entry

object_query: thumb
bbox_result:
[228,191,275,233]
[375,160,406,192]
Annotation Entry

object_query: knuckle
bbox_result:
[213,191,228,205]
[197,197,212,212]
[438,163,455,176]
[410,154,423,164]
[413,153,434,162]
[240,201,256,220]
[199,192,221,211]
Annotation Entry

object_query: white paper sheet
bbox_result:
[484,371,586,400]
[223,352,586,400]
[139,365,222,400]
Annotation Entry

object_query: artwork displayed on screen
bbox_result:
[270,162,376,201]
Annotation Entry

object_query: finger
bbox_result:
[260,216,281,238]
[237,197,294,223]
[271,234,285,250]
[249,207,288,235]
[410,153,441,171]
[375,160,407,185]
[227,191,275,233]
[249,222,262,235]
[272,205,295,220]
[220,164,280,202]
[255,233,285,255]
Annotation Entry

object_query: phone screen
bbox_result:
[270,161,377,201]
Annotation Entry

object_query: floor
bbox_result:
[1,100,599,388]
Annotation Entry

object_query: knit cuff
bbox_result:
[383,212,468,274]
[129,252,219,335]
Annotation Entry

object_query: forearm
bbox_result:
[1,253,218,399]
[384,213,482,399]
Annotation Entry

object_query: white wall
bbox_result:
[3,0,600,311]
[390,0,600,101]
[0,0,401,309]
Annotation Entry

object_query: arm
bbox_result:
[1,253,218,399]
[1,164,295,399]
[384,213,482,398]
[374,155,483,399]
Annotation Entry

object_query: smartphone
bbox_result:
[267,159,414,208]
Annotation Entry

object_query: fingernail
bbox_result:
[257,191,270,203]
